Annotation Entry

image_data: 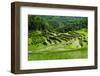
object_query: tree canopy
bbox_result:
[28,15,88,33]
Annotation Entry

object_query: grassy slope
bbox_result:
[28,28,88,60]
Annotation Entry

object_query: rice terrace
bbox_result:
[28,15,88,61]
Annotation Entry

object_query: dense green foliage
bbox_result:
[28,15,87,32]
[28,15,88,60]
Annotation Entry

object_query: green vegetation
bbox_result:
[28,48,87,60]
[28,15,88,60]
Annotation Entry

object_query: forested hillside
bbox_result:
[28,15,88,60]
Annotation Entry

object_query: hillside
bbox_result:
[28,15,88,60]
